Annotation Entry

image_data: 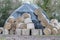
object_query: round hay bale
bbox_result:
[35,9,48,23]
[35,9,49,27]
[43,28,51,35]
[16,16,24,23]
[52,28,58,35]
[34,9,39,15]
[24,18,32,24]
[4,23,11,30]
[41,22,47,27]
[38,15,45,21]
[50,19,60,29]
[34,9,42,15]
[7,16,15,23]
[38,15,49,27]
[27,22,35,29]
[50,19,58,24]
[46,23,54,30]
[8,18,15,23]
[16,23,27,29]
[50,23,54,27]
[11,23,16,31]
[22,13,31,19]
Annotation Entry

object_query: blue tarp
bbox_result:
[6,3,49,29]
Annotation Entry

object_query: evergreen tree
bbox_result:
[0,0,11,27]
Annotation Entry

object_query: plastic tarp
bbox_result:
[5,3,49,29]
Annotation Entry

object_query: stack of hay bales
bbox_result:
[50,19,60,35]
[3,8,60,35]
[4,16,16,35]
[34,9,49,27]
[34,9,52,35]
[43,19,60,35]
[15,13,35,35]
[16,16,27,29]
[16,13,35,29]
[34,8,60,35]
[4,13,35,35]
[22,13,35,29]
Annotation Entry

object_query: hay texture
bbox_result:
[43,28,51,35]
[16,23,27,29]
[4,23,11,30]
[22,13,31,19]
[52,28,58,35]
[15,16,24,23]
[7,16,15,24]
